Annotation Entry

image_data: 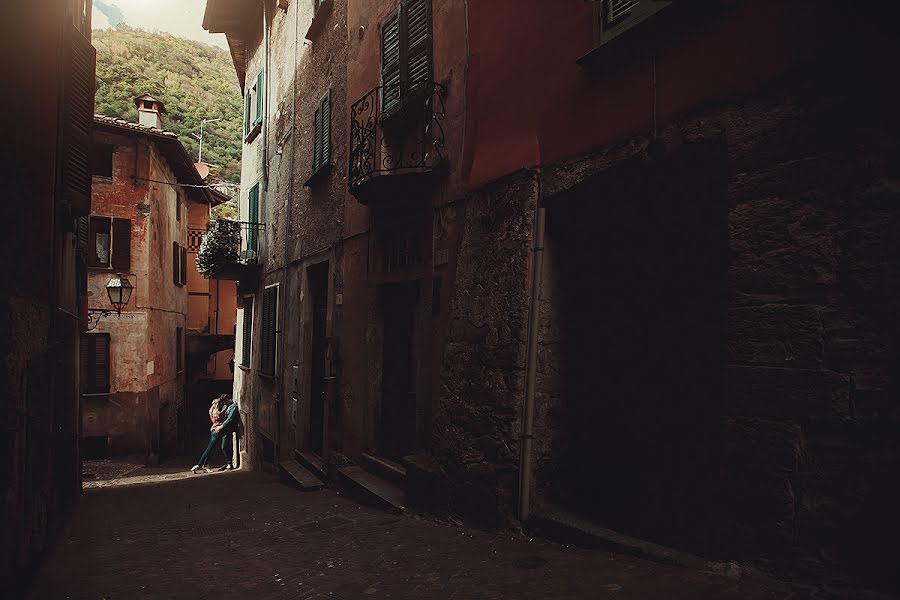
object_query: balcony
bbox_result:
[348,81,447,204]
[195,220,265,285]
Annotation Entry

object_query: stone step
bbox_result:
[279,460,324,491]
[360,453,407,487]
[338,465,406,514]
[295,451,327,480]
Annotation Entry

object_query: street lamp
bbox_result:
[87,273,135,331]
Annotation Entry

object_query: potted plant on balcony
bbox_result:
[196,219,242,278]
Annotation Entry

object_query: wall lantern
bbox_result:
[87,273,135,331]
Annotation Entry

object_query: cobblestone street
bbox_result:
[27,464,833,600]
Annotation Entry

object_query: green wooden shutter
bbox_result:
[380,5,402,112]
[320,89,331,166]
[260,287,277,376]
[404,0,432,93]
[244,89,251,137]
[255,71,264,126]
[313,103,322,170]
[247,184,259,256]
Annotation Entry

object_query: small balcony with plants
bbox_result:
[348,80,447,204]
[195,220,265,284]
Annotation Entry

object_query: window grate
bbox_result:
[605,0,640,26]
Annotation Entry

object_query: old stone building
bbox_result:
[82,99,231,460]
[1,0,96,592]
[203,0,900,589]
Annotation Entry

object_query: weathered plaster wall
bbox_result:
[85,135,187,457]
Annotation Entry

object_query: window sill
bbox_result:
[257,371,276,380]
[92,175,113,184]
[238,364,251,372]
[88,265,115,271]
[305,0,333,40]
[82,392,111,397]
[304,162,332,187]
[245,122,262,144]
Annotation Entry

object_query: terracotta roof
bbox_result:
[93,115,218,206]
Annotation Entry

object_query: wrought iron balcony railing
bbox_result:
[196,220,265,280]
[349,81,447,191]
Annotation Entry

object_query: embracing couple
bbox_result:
[191,394,240,473]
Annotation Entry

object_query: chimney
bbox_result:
[133,93,167,129]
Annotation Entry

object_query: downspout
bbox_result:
[262,0,271,191]
[518,169,545,522]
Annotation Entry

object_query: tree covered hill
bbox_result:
[94,25,243,186]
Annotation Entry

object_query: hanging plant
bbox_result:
[196,219,242,278]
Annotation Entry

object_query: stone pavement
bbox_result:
[28,465,834,600]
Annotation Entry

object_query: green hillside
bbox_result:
[93,25,243,190]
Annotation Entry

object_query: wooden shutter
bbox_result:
[247,185,259,256]
[88,216,111,268]
[255,71,264,126]
[241,297,253,367]
[313,103,321,170]
[404,0,432,92]
[180,245,188,285]
[111,218,131,271]
[380,5,402,112]
[62,25,96,215]
[320,90,331,166]
[76,216,90,249]
[82,334,110,394]
[244,89,251,137]
[173,241,180,285]
[260,287,277,376]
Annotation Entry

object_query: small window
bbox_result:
[81,333,111,394]
[259,286,278,377]
[176,192,182,222]
[91,144,114,178]
[176,327,184,374]
[244,71,265,141]
[241,296,253,367]
[173,242,187,286]
[312,89,331,173]
[88,216,131,270]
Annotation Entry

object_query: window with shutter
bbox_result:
[255,71,265,126]
[241,296,254,367]
[173,241,181,285]
[81,333,110,394]
[111,218,131,271]
[88,216,112,269]
[312,89,331,172]
[180,245,188,285]
[379,0,432,114]
[247,184,260,257]
[259,286,278,376]
[91,144,114,178]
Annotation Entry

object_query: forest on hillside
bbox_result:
[93,26,242,216]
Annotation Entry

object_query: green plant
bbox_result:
[196,220,242,278]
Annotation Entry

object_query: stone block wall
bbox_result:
[434,171,539,525]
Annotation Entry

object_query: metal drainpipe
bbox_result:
[518,170,546,522]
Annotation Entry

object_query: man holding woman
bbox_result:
[191,394,239,473]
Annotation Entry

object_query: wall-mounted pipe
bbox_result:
[518,170,545,522]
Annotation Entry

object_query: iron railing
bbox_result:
[348,81,447,189]
[196,220,265,279]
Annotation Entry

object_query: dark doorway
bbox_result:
[543,141,729,551]
[308,262,329,455]
[378,281,419,460]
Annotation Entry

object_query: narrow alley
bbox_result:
[31,467,817,600]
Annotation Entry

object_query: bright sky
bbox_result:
[92,0,229,50]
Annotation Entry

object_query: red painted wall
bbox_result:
[463,0,820,187]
